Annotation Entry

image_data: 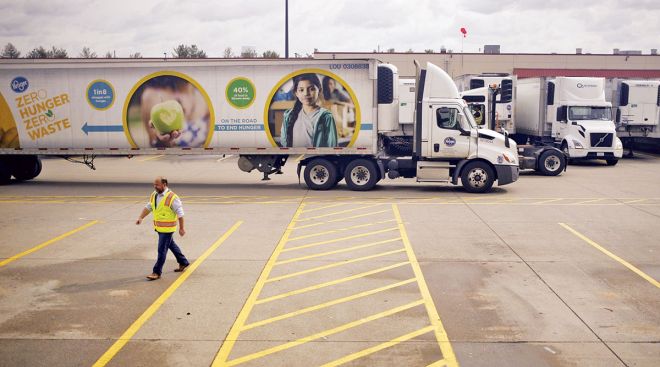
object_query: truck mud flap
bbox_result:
[495,164,519,186]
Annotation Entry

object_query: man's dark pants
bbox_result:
[153,231,189,275]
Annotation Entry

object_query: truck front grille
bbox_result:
[590,133,613,148]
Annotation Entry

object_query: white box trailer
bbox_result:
[515,77,623,165]
[606,79,660,150]
[454,74,515,134]
[0,59,519,192]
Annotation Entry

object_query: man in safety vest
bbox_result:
[136,176,190,280]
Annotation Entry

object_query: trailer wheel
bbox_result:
[606,159,619,166]
[303,158,338,190]
[0,159,11,185]
[344,159,378,191]
[460,161,495,193]
[537,150,565,176]
[11,156,42,181]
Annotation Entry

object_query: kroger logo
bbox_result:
[11,76,29,93]
[444,137,456,147]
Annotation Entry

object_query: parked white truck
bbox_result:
[606,79,660,152]
[0,59,519,192]
[515,77,623,165]
[454,73,515,134]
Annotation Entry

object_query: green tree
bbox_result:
[1,43,21,58]
[79,46,97,58]
[173,44,207,58]
[240,48,258,58]
[104,51,115,58]
[223,47,234,58]
[48,46,68,58]
[26,46,49,58]
[424,49,434,53]
[129,52,143,58]
[262,50,279,58]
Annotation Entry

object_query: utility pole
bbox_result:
[285,0,289,58]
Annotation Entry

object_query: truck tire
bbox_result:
[344,158,378,191]
[11,156,42,181]
[0,159,11,185]
[303,158,338,190]
[460,161,495,193]
[537,150,565,176]
[606,159,619,166]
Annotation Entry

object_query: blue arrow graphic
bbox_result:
[82,122,124,135]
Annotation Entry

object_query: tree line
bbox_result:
[0,43,286,59]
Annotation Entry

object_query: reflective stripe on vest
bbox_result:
[151,190,178,233]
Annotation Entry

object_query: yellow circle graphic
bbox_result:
[123,71,215,149]
[263,68,361,148]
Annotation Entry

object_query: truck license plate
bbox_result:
[597,152,604,157]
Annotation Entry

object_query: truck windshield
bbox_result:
[569,106,612,121]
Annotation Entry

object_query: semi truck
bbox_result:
[514,77,623,165]
[0,58,519,193]
[606,79,660,152]
[454,73,516,134]
[457,81,567,176]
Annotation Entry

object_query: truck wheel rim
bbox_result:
[468,168,487,188]
[350,166,370,186]
[544,155,561,172]
[310,165,329,185]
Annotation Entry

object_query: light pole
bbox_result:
[285,0,289,58]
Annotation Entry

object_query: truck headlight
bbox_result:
[572,140,584,149]
[615,138,623,150]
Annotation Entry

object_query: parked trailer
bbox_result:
[606,79,660,153]
[514,77,623,165]
[454,73,516,134]
[0,58,519,192]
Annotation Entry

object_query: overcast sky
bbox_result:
[1,0,658,57]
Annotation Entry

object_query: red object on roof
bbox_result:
[460,27,467,37]
[514,68,660,79]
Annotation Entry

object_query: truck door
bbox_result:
[431,106,471,158]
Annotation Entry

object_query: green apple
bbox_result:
[150,100,184,134]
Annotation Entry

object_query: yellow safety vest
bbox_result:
[151,190,179,233]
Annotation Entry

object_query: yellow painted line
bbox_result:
[275,237,402,265]
[282,227,400,252]
[533,198,565,205]
[265,248,406,283]
[622,199,647,204]
[427,360,450,367]
[291,209,392,230]
[92,221,243,367]
[320,325,435,367]
[287,219,396,241]
[255,261,410,305]
[222,300,425,366]
[216,155,233,162]
[393,204,459,367]
[296,204,385,222]
[301,202,346,213]
[211,203,306,366]
[294,154,305,162]
[575,198,607,205]
[242,278,416,331]
[0,221,98,267]
[137,154,164,162]
[559,223,660,289]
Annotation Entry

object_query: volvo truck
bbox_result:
[0,59,519,192]
[515,77,623,165]
[606,79,660,152]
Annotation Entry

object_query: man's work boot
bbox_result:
[174,264,189,273]
[146,273,161,281]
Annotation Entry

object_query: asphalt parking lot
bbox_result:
[1,153,659,367]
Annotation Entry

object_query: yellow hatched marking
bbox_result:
[265,248,406,283]
[211,203,306,365]
[533,198,565,205]
[291,209,392,230]
[220,300,425,367]
[275,237,402,265]
[294,154,305,162]
[282,227,399,252]
[0,220,98,267]
[427,360,450,367]
[393,204,459,367]
[92,221,243,367]
[575,198,607,205]
[255,261,411,305]
[287,219,396,241]
[242,278,416,331]
[622,199,647,204]
[296,204,385,222]
[320,325,435,367]
[302,202,347,213]
[560,223,660,289]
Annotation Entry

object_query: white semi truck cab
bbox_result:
[516,77,623,165]
[455,74,515,134]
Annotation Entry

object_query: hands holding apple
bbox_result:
[149,100,184,146]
